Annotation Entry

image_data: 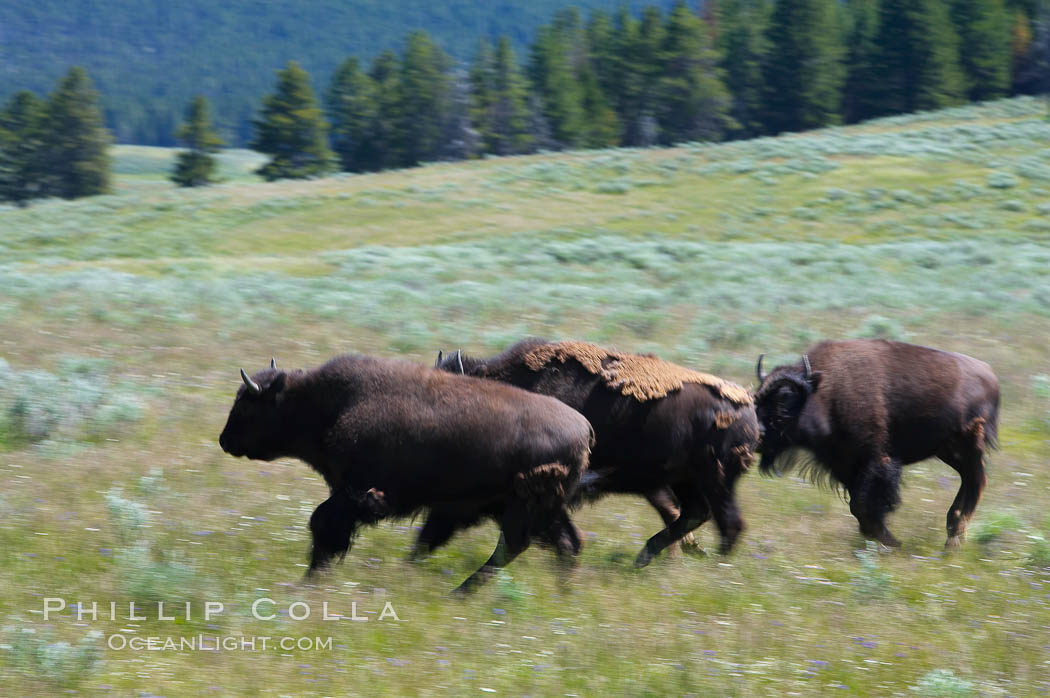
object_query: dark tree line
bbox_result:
[4,0,1048,198]
[266,0,1050,179]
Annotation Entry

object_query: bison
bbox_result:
[752,339,1000,548]
[432,339,759,566]
[218,354,593,594]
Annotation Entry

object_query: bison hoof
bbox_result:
[680,541,708,558]
[633,548,655,569]
[945,535,963,549]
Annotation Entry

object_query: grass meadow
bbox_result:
[1,96,1050,696]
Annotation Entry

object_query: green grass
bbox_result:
[1,96,1049,696]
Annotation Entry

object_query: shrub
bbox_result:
[911,669,974,697]
[2,627,103,687]
[0,357,145,448]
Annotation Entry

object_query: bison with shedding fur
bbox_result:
[218,354,593,594]
[433,339,759,566]
[753,339,999,548]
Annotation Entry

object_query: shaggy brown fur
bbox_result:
[433,338,760,563]
[753,339,999,549]
[524,341,753,405]
[219,353,593,594]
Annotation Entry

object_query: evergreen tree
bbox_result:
[368,51,403,170]
[397,31,454,166]
[440,68,480,160]
[469,39,497,151]
[251,61,334,181]
[528,19,588,148]
[761,0,845,134]
[43,67,112,198]
[1014,1,1050,96]
[874,0,967,115]
[580,65,621,147]
[0,91,49,205]
[718,0,770,137]
[475,37,534,155]
[326,57,378,171]
[843,0,882,122]
[952,0,1012,101]
[171,95,223,187]
[657,1,732,143]
[631,6,669,144]
[607,7,645,144]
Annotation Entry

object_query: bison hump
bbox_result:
[523,341,752,405]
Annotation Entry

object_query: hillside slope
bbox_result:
[1,97,1049,696]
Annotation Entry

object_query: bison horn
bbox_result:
[802,354,812,379]
[270,357,276,369]
[455,350,465,375]
[756,354,766,383]
[240,368,262,395]
[437,350,444,364]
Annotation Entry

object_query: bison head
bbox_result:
[434,349,467,375]
[752,353,823,473]
[219,358,288,461]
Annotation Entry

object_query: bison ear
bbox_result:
[808,371,823,391]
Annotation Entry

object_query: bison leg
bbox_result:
[306,494,359,579]
[634,490,710,568]
[408,511,463,561]
[645,486,706,557]
[697,461,746,557]
[848,457,902,548]
[940,419,989,548]
[542,508,583,558]
[452,502,531,597]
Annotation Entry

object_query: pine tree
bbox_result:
[397,31,454,166]
[843,0,882,122]
[326,57,378,172]
[874,0,967,115]
[469,39,497,152]
[171,95,223,187]
[761,0,845,134]
[251,61,334,181]
[1014,2,1050,97]
[43,67,112,199]
[657,1,732,143]
[483,37,534,155]
[0,90,49,205]
[602,7,642,144]
[718,0,770,137]
[952,0,1012,101]
[368,51,403,170]
[632,6,669,144]
[528,17,587,148]
[580,65,621,147]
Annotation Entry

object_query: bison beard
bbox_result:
[432,338,759,566]
[753,339,999,548]
[219,354,593,595]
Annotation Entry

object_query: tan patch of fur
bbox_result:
[731,444,756,471]
[966,417,986,448]
[514,462,572,501]
[523,341,752,405]
[714,411,738,429]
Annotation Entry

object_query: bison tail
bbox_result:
[984,404,1001,452]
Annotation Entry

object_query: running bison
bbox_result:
[218,354,593,594]
[752,339,999,548]
[433,339,759,566]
